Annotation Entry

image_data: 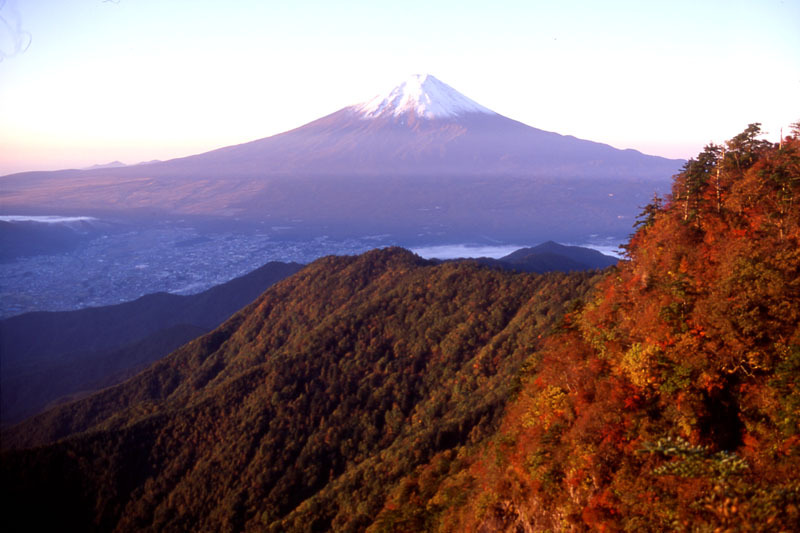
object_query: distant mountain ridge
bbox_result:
[83,160,126,170]
[500,241,619,270]
[469,240,618,273]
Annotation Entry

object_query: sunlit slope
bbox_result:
[372,125,800,531]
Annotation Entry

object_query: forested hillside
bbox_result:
[369,124,800,531]
[1,249,599,532]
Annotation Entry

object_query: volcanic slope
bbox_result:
[141,74,681,179]
[1,248,601,532]
[1,75,682,242]
[2,75,681,183]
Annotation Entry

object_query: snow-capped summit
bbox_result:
[354,74,495,120]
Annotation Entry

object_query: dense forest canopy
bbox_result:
[1,250,600,532]
[1,123,798,532]
[370,123,800,531]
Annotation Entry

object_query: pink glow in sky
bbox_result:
[0,0,798,176]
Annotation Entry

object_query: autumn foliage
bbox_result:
[387,125,800,531]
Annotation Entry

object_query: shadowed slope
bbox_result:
[0,261,303,425]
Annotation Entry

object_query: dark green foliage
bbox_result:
[633,192,663,231]
[1,248,598,532]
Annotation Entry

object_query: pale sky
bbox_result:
[1,0,798,175]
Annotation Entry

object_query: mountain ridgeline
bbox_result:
[0,242,610,427]
[1,124,798,532]
[480,240,619,273]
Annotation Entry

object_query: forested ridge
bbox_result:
[2,123,798,532]
[1,248,599,531]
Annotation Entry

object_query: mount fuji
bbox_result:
[113,73,680,179]
[1,74,684,241]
